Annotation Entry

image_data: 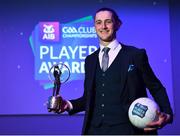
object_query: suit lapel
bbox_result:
[119,45,129,94]
[87,49,99,92]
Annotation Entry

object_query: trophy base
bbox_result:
[47,96,62,112]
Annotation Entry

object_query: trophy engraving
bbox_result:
[47,63,70,113]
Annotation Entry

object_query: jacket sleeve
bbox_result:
[135,49,173,122]
[68,57,89,115]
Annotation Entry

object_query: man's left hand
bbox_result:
[144,110,171,132]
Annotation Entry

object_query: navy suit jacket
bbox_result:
[69,44,173,134]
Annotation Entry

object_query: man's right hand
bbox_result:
[50,98,72,114]
[58,98,71,113]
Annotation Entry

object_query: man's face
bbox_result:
[95,11,117,43]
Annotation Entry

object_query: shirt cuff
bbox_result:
[66,100,73,110]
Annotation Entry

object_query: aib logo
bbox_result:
[39,22,60,42]
[132,103,148,118]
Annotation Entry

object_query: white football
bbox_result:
[128,97,159,129]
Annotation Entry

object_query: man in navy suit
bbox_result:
[55,7,173,134]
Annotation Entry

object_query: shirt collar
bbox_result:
[100,39,121,52]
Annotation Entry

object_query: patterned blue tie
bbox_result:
[102,47,110,72]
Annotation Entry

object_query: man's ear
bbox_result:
[115,21,122,31]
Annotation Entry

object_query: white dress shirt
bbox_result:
[99,39,122,69]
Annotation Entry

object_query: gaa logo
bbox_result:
[39,22,60,42]
[132,103,148,118]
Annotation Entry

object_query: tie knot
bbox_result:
[103,47,110,54]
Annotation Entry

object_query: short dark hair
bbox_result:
[93,7,122,24]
